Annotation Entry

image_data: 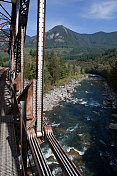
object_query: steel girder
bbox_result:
[16,0,30,73]
[0,3,10,52]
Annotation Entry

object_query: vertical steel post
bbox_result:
[14,50,16,79]
[9,48,12,75]
[11,44,14,72]
[20,101,27,176]
[33,79,36,118]
[36,0,46,136]
[21,26,24,92]
[16,0,20,36]
[12,31,14,72]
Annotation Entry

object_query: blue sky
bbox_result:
[27,0,117,36]
[1,0,117,36]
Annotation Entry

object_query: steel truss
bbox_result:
[0,3,10,52]
[0,0,82,175]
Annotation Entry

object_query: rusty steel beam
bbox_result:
[0,40,9,42]
[20,101,27,175]
[0,35,9,39]
[15,0,30,76]
[0,28,9,37]
[0,49,8,52]
[11,27,15,73]
[14,49,16,75]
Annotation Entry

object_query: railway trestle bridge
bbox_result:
[0,0,82,175]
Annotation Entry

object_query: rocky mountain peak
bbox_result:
[46,25,68,42]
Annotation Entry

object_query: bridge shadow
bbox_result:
[0,71,12,115]
[0,71,20,175]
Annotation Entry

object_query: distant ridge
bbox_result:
[25,25,117,59]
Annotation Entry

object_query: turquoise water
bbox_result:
[42,75,117,176]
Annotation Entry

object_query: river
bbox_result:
[41,75,117,176]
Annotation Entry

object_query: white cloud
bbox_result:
[83,1,117,20]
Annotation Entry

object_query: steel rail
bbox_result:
[51,134,74,176]
[51,134,82,176]
[33,138,49,175]
[33,137,52,176]
[30,136,52,176]
[19,114,42,175]
[46,133,82,176]
[27,136,42,175]
[30,136,46,176]
[51,134,78,175]
[48,136,73,176]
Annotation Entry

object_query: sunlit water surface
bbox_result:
[42,75,117,176]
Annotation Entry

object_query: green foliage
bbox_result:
[0,57,9,67]
[24,52,36,80]
[76,49,117,91]
[29,49,36,57]
[24,50,84,92]
[44,51,69,91]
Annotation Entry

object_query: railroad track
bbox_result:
[45,129,82,176]
[28,135,52,176]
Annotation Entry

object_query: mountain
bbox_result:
[25,25,117,59]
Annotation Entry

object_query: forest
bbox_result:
[0,48,117,92]
[0,57,9,67]
[24,50,85,92]
[75,49,117,91]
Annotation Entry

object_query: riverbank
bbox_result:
[103,81,117,110]
[102,80,117,130]
[43,75,88,112]
[43,74,117,176]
